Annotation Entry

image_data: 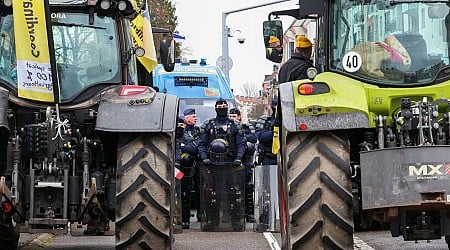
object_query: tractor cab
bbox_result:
[0,0,175,103]
[264,0,450,86]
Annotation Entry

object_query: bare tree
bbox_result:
[147,0,182,57]
[248,104,265,121]
[239,82,260,98]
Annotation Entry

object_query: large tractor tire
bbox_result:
[279,131,353,249]
[116,133,174,250]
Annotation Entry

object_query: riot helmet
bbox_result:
[181,153,195,167]
[208,138,229,164]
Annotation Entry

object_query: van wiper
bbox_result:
[52,22,106,29]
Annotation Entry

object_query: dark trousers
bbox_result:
[181,176,193,223]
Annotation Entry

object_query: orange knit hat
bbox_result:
[269,36,280,44]
[295,35,312,48]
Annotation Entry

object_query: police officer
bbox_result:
[173,117,185,233]
[197,98,246,231]
[278,35,315,83]
[180,108,200,229]
[228,108,257,222]
[254,98,279,232]
[266,36,283,63]
[175,115,199,230]
[256,98,278,165]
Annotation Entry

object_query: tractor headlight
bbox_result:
[117,0,128,11]
[306,67,317,79]
[3,0,12,6]
[100,0,111,10]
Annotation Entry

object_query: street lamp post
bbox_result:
[221,0,292,84]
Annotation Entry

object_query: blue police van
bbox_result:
[152,59,236,123]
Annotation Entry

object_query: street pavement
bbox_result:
[18,221,449,249]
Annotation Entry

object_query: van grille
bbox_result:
[174,76,208,87]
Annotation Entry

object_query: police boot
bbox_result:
[245,183,255,223]
[181,191,191,229]
[202,189,219,231]
[229,187,245,231]
[203,204,219,231]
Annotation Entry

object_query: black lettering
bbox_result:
[32,50,40,57]
[23,0,43,58]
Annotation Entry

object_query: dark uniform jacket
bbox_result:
[176,125,198,165]
[278,53,314,83]
[183,124,199,154]
[256,115,274,153]
[255,115,277,164]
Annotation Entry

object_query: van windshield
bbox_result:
[179,98,236,124]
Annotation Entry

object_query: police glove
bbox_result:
[202,159,212,165]
[232,159,244,171]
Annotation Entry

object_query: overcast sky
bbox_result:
[172,0,297,95]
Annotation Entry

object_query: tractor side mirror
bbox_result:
[263,20,283,63]
[160,38,175,72]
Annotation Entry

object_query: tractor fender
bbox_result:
[96,87,178,132]
[278,81,297,132]
[279,75,370,132]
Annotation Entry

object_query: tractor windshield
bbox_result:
[0,12,120,100]
[330,0,450,84]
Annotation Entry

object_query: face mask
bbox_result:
[176,127,184,138]
[215,107,228,117]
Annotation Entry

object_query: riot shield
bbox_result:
[254,164,280,232]
[199,162,245,232]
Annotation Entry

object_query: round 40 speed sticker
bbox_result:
[342,51,362,73]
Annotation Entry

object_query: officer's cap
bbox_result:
[229,108,241,115]
[215,98,228,106]
[183,108,196,116]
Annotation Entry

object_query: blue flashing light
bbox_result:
[200,58,207,65]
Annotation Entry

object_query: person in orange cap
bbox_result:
[266,36,283,63]
[278,35,315,83]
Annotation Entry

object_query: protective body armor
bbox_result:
[200,118,242,164]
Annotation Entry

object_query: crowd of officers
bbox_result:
[172,35,314,232]
[174,97,278,231]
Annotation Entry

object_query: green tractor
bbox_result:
[0,0,177,249]
[264,0,450,249]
